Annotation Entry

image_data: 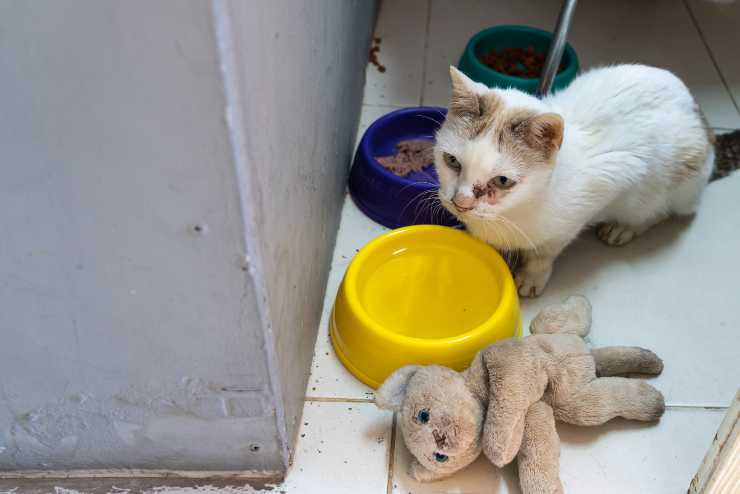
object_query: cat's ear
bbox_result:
[514,112,564,156]
[449,66,482,118]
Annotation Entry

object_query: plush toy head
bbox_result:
[375,364,484,481]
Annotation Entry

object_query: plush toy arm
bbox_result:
[517,401,563,494]
[481,345,549,467]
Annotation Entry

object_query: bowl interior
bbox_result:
[365,108,445,184]
[472,27,575,80]
[352,229,503,339]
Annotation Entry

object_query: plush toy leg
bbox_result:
[555,377,665,425]
[591,347,664,377]
[518,401,563,494]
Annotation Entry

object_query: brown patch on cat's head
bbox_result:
[444,67,564,167]
[509,112,563,154]
[497,110,564,165]
[448,67,501,137]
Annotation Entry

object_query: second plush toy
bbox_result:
[376,295,665,493]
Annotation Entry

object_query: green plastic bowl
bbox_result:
[458,25,579,94]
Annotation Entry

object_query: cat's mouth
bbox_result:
[439,196,464,215]
[440,195,488,220]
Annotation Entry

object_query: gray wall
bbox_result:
[221,0,377,456]
[0,0,374,475]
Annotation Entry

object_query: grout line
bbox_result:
[666,404,729,411]
[386,412,398,494]
[305,396,374,403]
[419,0,433,106]
[683,0,740,116]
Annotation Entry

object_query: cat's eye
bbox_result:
[417,409,430,424]
[443,153,461,172]
[492,175,516,189]
[434,453,449,463]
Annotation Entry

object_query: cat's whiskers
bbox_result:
[496,216,538,255]
[402,188,443,224]
[415,114,444,127]
[463,211,538,256]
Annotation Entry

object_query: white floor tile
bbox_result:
[557,408,724,493]
[307,197,389,400]
[281,401,392,493]
[519,173,740,408]
[330,194,391,270]
[390,408,724,494]
[363,0,429,106]
[687,0,740,115]
[569,0,740,129]
[423,0,740,128]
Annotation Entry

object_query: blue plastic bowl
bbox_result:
[348,107,461,229]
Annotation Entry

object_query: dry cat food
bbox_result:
[369,36,386,73]
[479,46,564,79]
[375,140,434,177]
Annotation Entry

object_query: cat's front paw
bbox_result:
[515,266,552,298]
[597,223,638,246]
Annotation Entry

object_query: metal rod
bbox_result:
[536,0,578,98]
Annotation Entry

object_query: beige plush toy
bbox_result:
[376,296,665,493]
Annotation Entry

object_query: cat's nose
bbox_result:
[452,192,475,212]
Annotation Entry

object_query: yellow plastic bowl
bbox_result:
[330,225,521,389]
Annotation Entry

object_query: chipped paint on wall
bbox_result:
[1,378,275,470]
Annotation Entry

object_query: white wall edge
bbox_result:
[210,0,289,469]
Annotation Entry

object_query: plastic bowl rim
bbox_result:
[341,225,517,349]
[358,106,447,191]
[463,24,579,86]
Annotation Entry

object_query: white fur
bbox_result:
[435,65,713,296]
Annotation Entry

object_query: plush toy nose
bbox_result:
[432,429,448,448]
[452,192,475,212]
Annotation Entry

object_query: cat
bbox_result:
[434,65,716,297]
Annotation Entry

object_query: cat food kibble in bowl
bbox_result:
[479,46,564,79]
[375,140,435,177]
[349,107,461,229]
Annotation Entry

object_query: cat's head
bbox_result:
[434,67,564,221]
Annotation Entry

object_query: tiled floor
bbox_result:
[286,1,740,493]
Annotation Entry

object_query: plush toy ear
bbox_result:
[375,365,421,411]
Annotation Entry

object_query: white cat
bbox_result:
[434,65,713,297]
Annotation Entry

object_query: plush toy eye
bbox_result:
[434,452,449,462]
[443,153,461,172]
[492,175,516,189]
[417,409,430,424]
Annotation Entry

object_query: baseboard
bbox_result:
[0,469,284,493]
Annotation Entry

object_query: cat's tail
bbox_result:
[711,129,740,182]
[530,295,592,337]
